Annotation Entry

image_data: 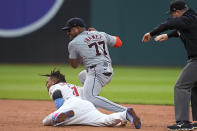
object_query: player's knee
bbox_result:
[84,93,93,100]
[78,70,87,85]
[174,82,191,90]
[84,94,97,103]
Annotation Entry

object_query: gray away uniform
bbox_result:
[68,31,126,112]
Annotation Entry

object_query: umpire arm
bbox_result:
[167,30,179,38]
[150,16,191,36]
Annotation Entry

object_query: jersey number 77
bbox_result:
[88,41,107,56]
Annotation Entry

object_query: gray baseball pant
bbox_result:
[174,58,197,122]
[83,63,126,112]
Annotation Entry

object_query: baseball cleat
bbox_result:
[126,108,141,129]
[192,122,197,129]
[167,121,193,131]
[54,110,74,124]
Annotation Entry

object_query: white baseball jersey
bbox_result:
[43,82,129,127]
[43,97,128,127]
[43,74,130,127]
[68,31,116,69]
[49,82,83,100]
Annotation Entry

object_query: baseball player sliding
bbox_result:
[41,70,141,129]
[62,18,140,121]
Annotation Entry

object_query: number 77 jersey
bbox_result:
[68,31,120,69]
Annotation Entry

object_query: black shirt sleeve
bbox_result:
[150,16,191,36]
[52,90,63,100]
[167,30,179,38]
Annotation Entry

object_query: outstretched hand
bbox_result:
[154,34,168,42]
[142,33,152,43]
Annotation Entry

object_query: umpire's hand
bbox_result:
[154,34,168,42]
[142,33,152,42]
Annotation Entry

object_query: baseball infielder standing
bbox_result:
[62,17,141,129]
[42,70,141,129]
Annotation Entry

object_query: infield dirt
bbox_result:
[0,100,192,131]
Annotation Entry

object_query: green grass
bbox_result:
[0,64,182,105]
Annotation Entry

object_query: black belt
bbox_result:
[188,56,197,59]
[89,65,96,69]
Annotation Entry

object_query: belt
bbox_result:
[86,65,96,73]
[188,56,197,59]
[89,65,96,69]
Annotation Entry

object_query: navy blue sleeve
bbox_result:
[167,30,179,38]
[52,90,64,109]
[150,16,192,36]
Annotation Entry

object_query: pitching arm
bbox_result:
[103,32,122,48]
[69,57,82,69]
[68,41,82,69]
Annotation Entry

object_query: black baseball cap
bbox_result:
[62,17,86,30]
[167,0,187,14]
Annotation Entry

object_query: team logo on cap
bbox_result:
[0,0,64,38]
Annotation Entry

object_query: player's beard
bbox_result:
[69,34,77,40]
[68,27,84,40]
[68,30,79,40]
